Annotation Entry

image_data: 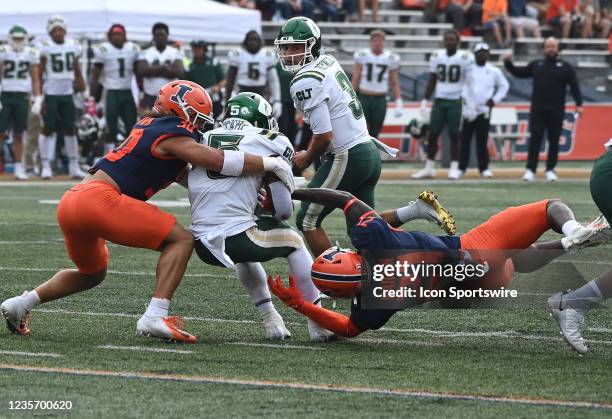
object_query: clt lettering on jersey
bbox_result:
[0,45,39,92]
[94,116,200,201]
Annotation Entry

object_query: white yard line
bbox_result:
[0,363,609,410]
[0,350,62,358]
[97,345,193,354]
[0,266,232,280]
[226,342,324,350]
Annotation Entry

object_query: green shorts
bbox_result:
[590,150,612,224]
[0,92,29,133]
[429,98,463,134]
[357,93,387,138]
[194,217,304,267]
[43,94,76,133]
[105,89,137,140]
[296,140,381,232]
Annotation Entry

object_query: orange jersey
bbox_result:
[482,0,508,21]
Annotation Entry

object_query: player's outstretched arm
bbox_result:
[268,276,362,338]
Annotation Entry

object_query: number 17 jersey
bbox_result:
[429,49,473,100]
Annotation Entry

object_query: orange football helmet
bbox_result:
[154,80,214,130]
[311,247,366,299]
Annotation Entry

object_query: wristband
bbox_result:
[220,150,245,176]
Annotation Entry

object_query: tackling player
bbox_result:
[0,80,295,343]
[412,30,474,180]
[225,31,282,119]
[275,17,398,257]
[37,16,86,179]
[268,188,606,337]
[90,24,140,154]
[0,25,42,180]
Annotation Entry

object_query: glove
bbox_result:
[393,99,404,118]
[267,275,304,309]
[272,102,283,119]
[266,156,295,192]
[31,95,43,115]
[463,103,478,122]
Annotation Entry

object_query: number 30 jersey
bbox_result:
[227,47,277,88]
[93,41,140,90]
[0,44,39,93]
[429,49,474,100]
[38,38,81,95]
[188,118,294,240]
[353,48,400,94]
[290,54,371,154]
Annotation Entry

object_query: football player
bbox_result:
[268,188,607,338]
[90,24,140,154]
[225,31,282,120]
[351,30,403,139]
[0,25,42,180]
[412,29,474,180]
[548,138,612,354]
[37,16,86,179]
[275,17,398,257]
[0,81,295,343]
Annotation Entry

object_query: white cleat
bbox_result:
[40,165,53,180]
[136,314,197,343]
[586,214,610,230]
[481,169,493,178]
[548,292,588,355]
[447,168,462,180]
[545,170,558,182]
[522,169,535,182]
[262,310,291,340]
[308,319,337,342]
[69,162,87,179]
[14,164,28,180]
[0,292,32,336]
[561,225,611,251]
[411,167,436,179]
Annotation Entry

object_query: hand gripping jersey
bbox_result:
[290,55,371,153]
[38,37,81,95]
[0,45,39,92]
[138,45,183,96]
[94,116,201,201]
[93,41,141,90]
[429,49,474,100]
[227,47,277,88]
[188,117,294,241]
[353,48,400,94]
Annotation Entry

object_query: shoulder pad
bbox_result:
[432,50,439,58]
[290,70,325,88]
[99,44,107,54]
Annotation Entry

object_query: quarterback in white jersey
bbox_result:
[188,92,331,342]
[0,25,42,180]
[37,16,86,180]
[351,30,403,138]
[412,29,474,180]
[275,16,386,257]
[91,24,140,150]
[136,22,183,110]
[225,31,281,119]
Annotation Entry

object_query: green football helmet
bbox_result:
[407,117,429,140]
[9,25,28,52]
[223,92,278,131]
[274,16,321,73]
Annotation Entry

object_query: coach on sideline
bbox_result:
[503,37,583,182]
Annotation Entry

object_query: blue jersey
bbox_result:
[95,116,201,201]
[349,216,461,332]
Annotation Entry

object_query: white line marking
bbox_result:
[37,199,190,208]
[0,363,609,409]
[0,222,58,226]
[0,266,232,280]
[0,240,63,244]
[588,327,612,333]
[97,345,193,354]
[226,342,324,350]
[353,338,443,346]
[0,350,62,358]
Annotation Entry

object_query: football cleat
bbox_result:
[545,170,558,182]
[40,164,53,180]
[586,214,610,230]
[262,310,291,340]
[136,314,197,343]
[13,163,28,180]
[481,169,493,178]
[561,225,611,251]
[411,167,436,179]
[1,292,32,336]
[548,292,588,354]
[522,169,535,182]
[417,190,457,235]
[69,161,86,179]
[308,319,337,342]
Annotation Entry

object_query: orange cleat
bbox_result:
[136,314,197,343]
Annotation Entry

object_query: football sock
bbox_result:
[565,280,604,310]
[145,298,170,317]
[236,262,275,315]
[64,135,79,162]
[396,202,420,224]
[424,159,435,170]
[562,220,583,237]
[288,246,321,305]
[21,290,41,311]
[37,134,54,165]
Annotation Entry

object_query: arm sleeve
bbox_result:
[267,66,281,103]
[92,46,104,65]
[504,60,534,78]
[268,181,293,221]
[492,68,510,104]
[566,63,583,106]
[296,302,362,337]
[306,102,333,134]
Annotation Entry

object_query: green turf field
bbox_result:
[0,180,610,418]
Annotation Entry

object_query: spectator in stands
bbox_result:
[136,22,183,111]
[228,0,256,8]
[460,42,509,178]
[482,0,513,46]
[359,0,380,22]
[278,0,316,19]
[256,0,279,20]
[503,37,583,182]
[445,0,484,34]
[593,0,611,37]
[528,0,548,22]
[185,41,225,118]
[316,0,359,21]
[546,0,593,38]
[509,0,543,37]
